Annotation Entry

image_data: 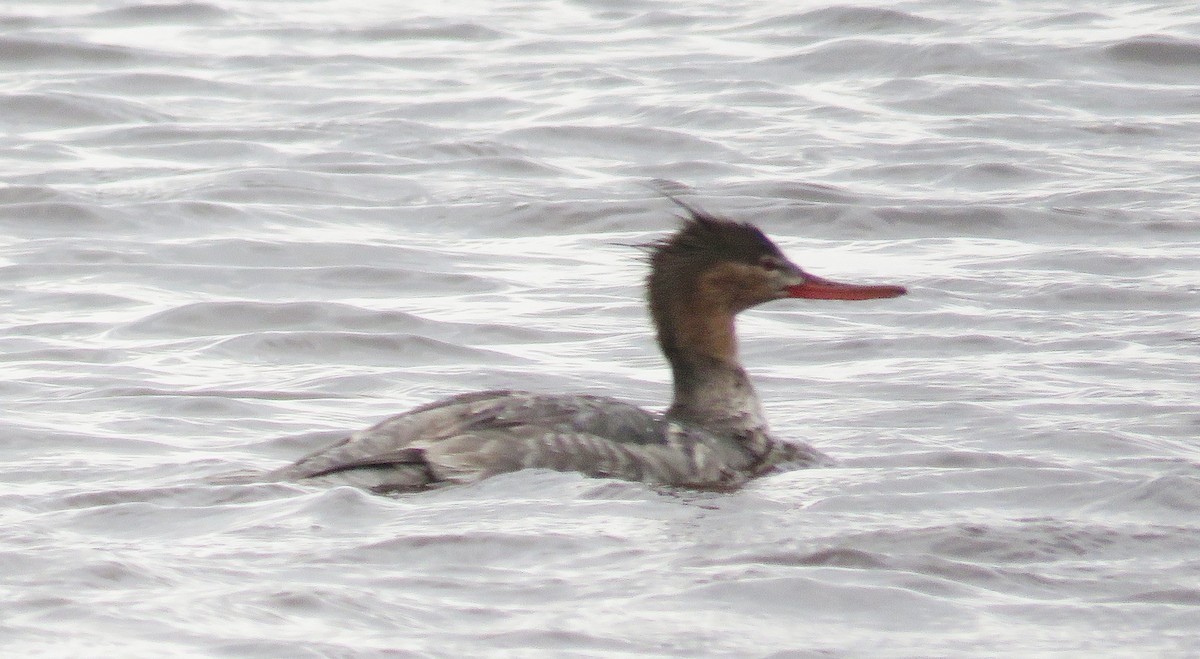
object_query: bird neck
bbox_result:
[650,292,769,435]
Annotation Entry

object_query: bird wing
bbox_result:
[266,390,668,487]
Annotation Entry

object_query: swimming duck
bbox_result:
[268,201,905,491]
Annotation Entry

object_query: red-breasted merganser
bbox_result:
[268,202,905,492]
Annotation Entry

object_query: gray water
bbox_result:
[3,1,1199,656]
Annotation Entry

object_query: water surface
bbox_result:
[2,1,1199,656]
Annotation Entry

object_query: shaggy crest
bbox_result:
[642,197,784,273]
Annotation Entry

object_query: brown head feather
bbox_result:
[642,197,784,272]
[642,199,792,368]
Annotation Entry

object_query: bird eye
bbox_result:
[758,257,782,272]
